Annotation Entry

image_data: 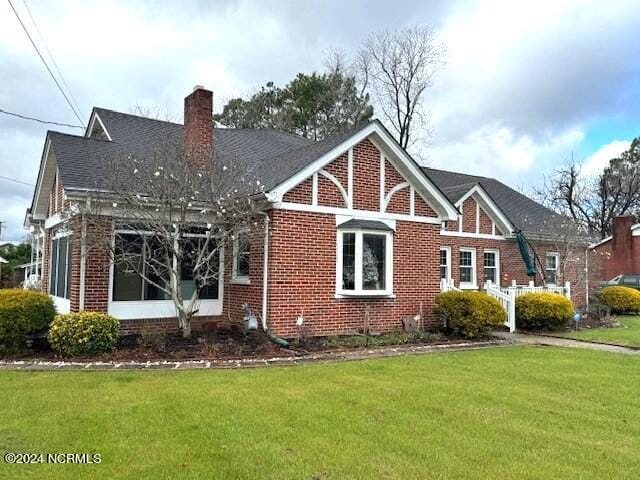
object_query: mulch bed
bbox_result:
[4,329,493,363]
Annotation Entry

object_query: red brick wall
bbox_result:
[317,175,345,208]
[352,139,380,211]
[82,216,112,313]
[324,153,348,188]
[267,209,441,337]
[441,235,587,306]
[386,186,410,214]
[461,197,477,233]
[591,216,640,281]
[415,194,437,217]
[283,178,312,204]
[184,87,213,167]
[479,207,493,235]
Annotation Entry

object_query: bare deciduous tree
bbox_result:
[534,140,640,238]
[356,25,446,151]
[84,141,268,337]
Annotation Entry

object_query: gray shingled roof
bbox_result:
[51,108,371,194]
[47,107,575,239]
[423,167,573,238]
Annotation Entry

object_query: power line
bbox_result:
[20,0,84,124]
[0,108,83,129]
[7,0,85,126]
[0,175,35,187]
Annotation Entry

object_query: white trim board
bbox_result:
[86,111,112,141]
[274,201,442,224]
[440,230,507,240]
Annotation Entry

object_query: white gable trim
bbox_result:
[455,184,514,235]
[31,138,55,220]
[383,181,410,212]
[589,235,612,249]
[318,169,349,206]
[86,111,112,141]
[267,121,458,220]
[274,201,441,224]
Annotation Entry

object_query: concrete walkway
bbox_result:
[493,331,640,355]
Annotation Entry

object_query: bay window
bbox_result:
[459,248,476,288]
[49,235,72,299]
[336,220,393,296]
[483,250,500,285]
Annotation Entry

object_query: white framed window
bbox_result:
[459,247,476,288]
[336,226,393,297]
[545,252,559,285]
[49,233,72,299]
[483,249,500,286]
[232,232,250,284]
[440,247,451,281]
[112,232,220,301]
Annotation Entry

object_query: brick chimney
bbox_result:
[609,215,636,277]
[184,85,213,168]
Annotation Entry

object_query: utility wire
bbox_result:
[0,108,83,129]
[0,175,35,187]
[20,0,84,124]
[7,0,85,126]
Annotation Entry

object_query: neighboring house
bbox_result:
[25,86,588,337]
[0,256,7,264]
[590,216,640,280]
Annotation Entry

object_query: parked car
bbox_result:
[598,274,640,290]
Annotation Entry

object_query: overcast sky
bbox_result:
[1,0,639,240]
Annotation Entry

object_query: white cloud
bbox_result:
[0,0,639,239]
[427,124,584,184]
[581,140,630,177]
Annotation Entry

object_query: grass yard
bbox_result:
[1,346,640,479]
[561,315,640,347]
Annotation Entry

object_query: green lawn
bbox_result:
[561,315,640,347]
[1,347,640,479]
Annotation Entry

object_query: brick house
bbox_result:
[24,86,589,337]
[590,216,640,281]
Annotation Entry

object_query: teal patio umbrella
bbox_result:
[516,231,537,277]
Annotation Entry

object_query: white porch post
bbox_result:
[508,287,516,332]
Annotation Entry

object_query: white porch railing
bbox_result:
[439,278,461,292]
[440,278,571,333]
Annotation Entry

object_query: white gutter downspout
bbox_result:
[585,246,589,310]
[261,213,270,330]
[79,213,87,311]
[39,225,46,291]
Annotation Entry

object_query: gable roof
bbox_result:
[31,109,458,220]
[423,167,573,238]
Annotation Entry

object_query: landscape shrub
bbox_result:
[0,289,55,355]
[515,292,574,331]
[599,286,640,314]
[48,312,120,356]
[435,291,506,338]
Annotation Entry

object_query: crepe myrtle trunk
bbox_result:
[79,139,269,338]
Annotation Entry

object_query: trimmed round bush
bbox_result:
[0,289,56,355]
[435,291,506,338]
[48,312,120,356]
[515,292,574,331]
[599,286,640,314]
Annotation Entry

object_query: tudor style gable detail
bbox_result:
[441,184,513,239]
[271,122,457,223]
